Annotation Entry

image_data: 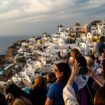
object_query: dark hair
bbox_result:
[99,36,105,42]
[78,66,88,75]
[70,48,82,58]
[0,93,8,105]
[76,55,87,66]
[75,56,88,75]
[5,84,29,99]
[94,85,105,105]
[55,62,71,83]
[89,54,95,61]
[46,72,56,83]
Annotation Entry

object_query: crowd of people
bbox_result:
[1,36,105,105]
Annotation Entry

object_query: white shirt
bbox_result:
[63,84,79,105]
[74,75,88,90]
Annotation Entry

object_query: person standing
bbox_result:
[45,62,71,105]
[95,36,105,56]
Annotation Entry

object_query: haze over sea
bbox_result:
[0,35,32,55]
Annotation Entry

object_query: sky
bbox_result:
[0,0,105,36]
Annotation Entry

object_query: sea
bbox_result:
[0,35,32,55]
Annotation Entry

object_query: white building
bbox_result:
[97,21,105,35]
[28,37,36,42]
[58,25,64,32]
[91,25,97,35]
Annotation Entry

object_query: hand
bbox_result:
[68,63,80,85]
[72,62,80,75]
[87,68,105,87]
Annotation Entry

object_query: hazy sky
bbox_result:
[0,0,105,36]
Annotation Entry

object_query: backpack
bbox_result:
[73,77,94,105]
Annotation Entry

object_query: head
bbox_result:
[6,84,22,98]
[54,62,71,82]
[69,57,75,66]
[99,36,105,42]
[6,93,15,104]
[85,56,94,68]
[34,76,46,87]
[94,85,105,105]
[101,52,105,59]
[75,56,88,75]
[89,54,95,61]
[75,56,87,67]
[5,84,29,100]
[95,56,100,64]
[46,72,56,83]
[70,48,82,59]
[0,92,8,105]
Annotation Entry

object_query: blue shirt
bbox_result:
[22,87,30,94]
[47,81,65,105]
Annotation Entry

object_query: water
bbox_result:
[0,35,31,55]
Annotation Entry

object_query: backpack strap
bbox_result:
[82,75,94,104]
[72,82,79,94]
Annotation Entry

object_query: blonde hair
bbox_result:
[34,76,46,87]
[85,56,94,67]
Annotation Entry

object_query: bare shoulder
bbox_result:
[13,98,25,105]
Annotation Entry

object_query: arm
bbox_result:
[63,85,79,105]
[45,84,54,105]
[63,63,80,105]
[13,99,25,105]
[87,68,105,87]
[68,63,80,85]
[91,73,104,87]
[45,97,53,105]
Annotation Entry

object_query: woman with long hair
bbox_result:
[45,62,71,105]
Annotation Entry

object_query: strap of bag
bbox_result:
[82,75,94,104]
